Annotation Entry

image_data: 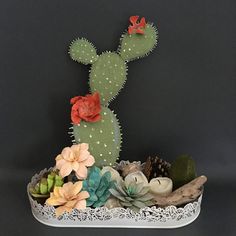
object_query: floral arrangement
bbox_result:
[29,142,207,217]
[28,15,207,222]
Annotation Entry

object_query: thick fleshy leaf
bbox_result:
[60,182,73,199]
[96,185,107,198]
[136,193,153,202]
[72,161,80,172]
[96,174,109,197]
[39,178,48,194]
[75,199,87,210]
[132,200,146,209]
[71,181,83,196]
[144,200,155,206]
[46,196,67,206]
[31,193,49,198]
[120,201,133,207]
[56,157,66,169]
[81,155,95,166]
[59,162,73,178]
[75,164,88,179]
[93,200,106,208]
[82,180,88,189]
[77,191,90,201]
[129,206,140,213]
[55,206,72,217]
[47,178,54,192]
[109,189,126,202]
[61,147,75,161]
[99,189,111,202]
[64,200,77,208]
[135,186,150,197]
[71,143,89,162]
[86,199,95,206]
[114,182,127,196]
[53,187,61,197]
[124,196,133,201]
[88,167,101,187]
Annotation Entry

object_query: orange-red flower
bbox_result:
[128,16,146,35]
[70,92,101,125]
[46,181,89,217]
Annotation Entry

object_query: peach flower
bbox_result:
[56,143,95,179]
[46,181,89,217]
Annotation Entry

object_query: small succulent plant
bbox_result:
[82,166,116,207]
[110,180,154,212]
[46,181,89,217]
[30,171,64,198]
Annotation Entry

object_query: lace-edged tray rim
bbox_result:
[27,167,203,228]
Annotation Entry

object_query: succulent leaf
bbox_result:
[132,200,146,209]
[110,179,154,212]
[29,171,64,199]
[40,178,48,195]
[109,189,126,202]
[83,166,116,207]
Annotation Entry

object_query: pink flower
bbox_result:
[46,181,89,217]
[55,143,95,179]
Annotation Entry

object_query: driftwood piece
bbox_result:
[153,175,207,207]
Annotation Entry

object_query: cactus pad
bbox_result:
[89,52,127,105]
[119,23,158,62]
[73,106,121,167]
[69,38,98,65]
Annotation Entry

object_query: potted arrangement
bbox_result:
[27,16,207,228]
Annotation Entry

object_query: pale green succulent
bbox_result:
[29,171,64,198]
[109,180,154,212]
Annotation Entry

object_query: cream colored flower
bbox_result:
[56,143,95,179]
[46,181,89,217]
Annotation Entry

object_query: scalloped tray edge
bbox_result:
[27,167,203,228]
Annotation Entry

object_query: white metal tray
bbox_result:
[27,168,202,228]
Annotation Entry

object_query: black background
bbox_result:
[0,0,235,235]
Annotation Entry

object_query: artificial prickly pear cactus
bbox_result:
[68,16,158,167]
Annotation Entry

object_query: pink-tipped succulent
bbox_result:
[55,143,95,179]
[46,181,89,217]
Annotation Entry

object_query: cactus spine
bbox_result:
[69,16,158,167]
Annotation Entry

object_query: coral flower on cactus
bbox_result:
[46,181,89,217]
[128,16,146,35]
[70,92,101,124]
[56,143,95,179]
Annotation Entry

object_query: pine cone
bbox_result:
[143,156,171,181]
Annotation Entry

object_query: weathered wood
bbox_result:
[153,175,207,207]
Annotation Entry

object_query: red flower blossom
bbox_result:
[128,16,146,35]
[70,92,101,125]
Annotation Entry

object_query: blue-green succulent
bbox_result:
[83,166,116,207]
